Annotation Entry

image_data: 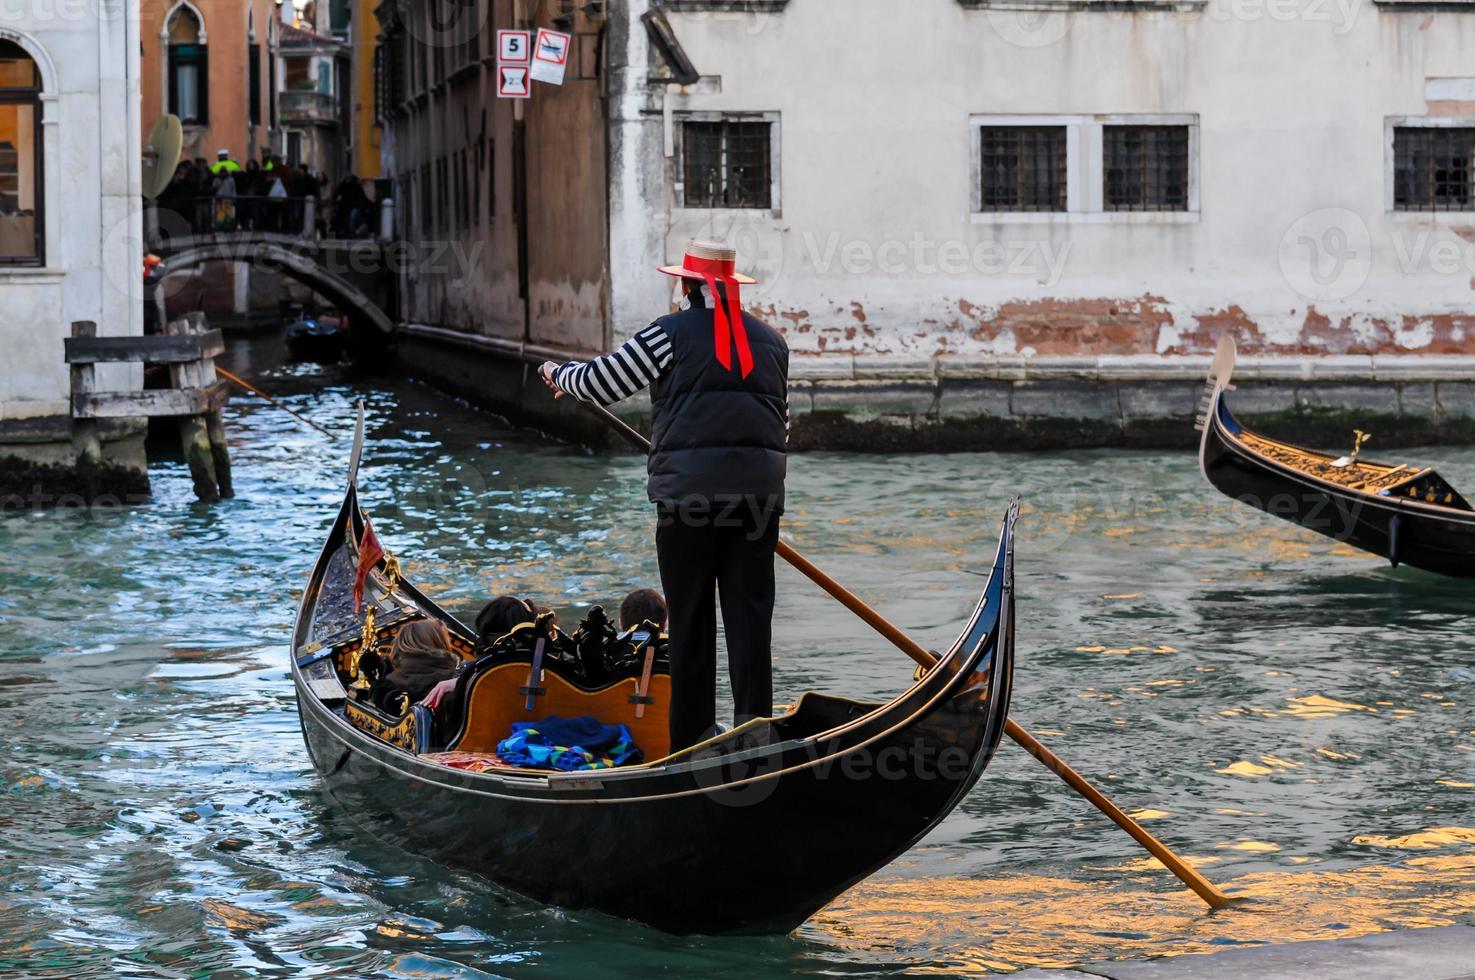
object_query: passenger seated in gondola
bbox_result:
[565,590,668,686]
[419,595,539,715]
[421,596,568,716]
[620,588,668,631]
[475,597,573,663]
[613,589,669,676]
[474,595,538,646]
[370,620,460,716]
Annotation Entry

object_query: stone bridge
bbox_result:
[148,232,398,340]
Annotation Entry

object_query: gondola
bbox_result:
[290,410,1017,935]
[1198,336,1475,577]
[283,313,348,363]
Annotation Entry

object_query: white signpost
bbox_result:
[529,28,572,86]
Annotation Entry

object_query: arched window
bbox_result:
[167,6,208,125]
[0,39,42,264]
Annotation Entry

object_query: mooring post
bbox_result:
[165,315,220,502]
[68,321,103,467]
[189,311,233,498]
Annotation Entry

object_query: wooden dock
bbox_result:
[65,312,234,502]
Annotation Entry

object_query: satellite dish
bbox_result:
[142,114,183,200]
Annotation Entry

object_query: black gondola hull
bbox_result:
[291,415,1016,934]
[298,650,1005,934]
[1201,394,1475,577]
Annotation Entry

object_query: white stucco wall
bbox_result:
[608,0,1475,360]
[0,2,142,424]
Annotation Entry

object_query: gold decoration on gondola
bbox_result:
[344,699,418,748]
[347,605,377,691]
[1236,431,1413,493]
[1349,429,1370,464]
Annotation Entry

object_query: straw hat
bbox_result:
[658,240,758,285]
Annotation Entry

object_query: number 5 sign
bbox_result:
[498,30,531,64]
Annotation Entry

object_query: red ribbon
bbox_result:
[684,255,753,378]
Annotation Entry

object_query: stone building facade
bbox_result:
[382,0,1475,449]
[0,6,145,487]
[140,0,282,168]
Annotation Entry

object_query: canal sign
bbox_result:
[530,28,571,86]
[498,29,531,64]
[498,64,530,99]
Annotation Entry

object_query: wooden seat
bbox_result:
[448,655,671,762]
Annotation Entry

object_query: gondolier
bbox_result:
[539,240,790,750]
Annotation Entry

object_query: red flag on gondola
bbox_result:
[353,519,384,612]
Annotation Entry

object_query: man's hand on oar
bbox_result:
[538,361,566,400]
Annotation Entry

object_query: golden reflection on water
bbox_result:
[811,834,1475,974]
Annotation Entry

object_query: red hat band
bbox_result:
[685,254,753,378]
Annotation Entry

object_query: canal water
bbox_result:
[2,338,1473,977]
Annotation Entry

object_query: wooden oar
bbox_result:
[216,367,339,440]
[579,398,1239,910]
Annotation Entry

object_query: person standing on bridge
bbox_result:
[210,148,241,176]
[539,241,790,752]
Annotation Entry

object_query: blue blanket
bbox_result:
[496,715,643,771]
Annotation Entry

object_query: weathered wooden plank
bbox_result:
[63,329,225,365]
[69,321,102,460]
[71,381,231,419]
[170,314,225,502]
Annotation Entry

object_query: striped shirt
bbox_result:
[553,322,674,406]
[551,296,789,436]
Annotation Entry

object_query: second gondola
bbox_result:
[1198,335,1475,577]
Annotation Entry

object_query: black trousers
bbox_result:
[656,502,780,751]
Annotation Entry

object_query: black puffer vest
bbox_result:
[647,298,789,513]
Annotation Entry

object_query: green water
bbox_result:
[2,339,1473,977]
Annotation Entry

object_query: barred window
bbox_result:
[979,126,1066,212]
[1104,125,1189,212]
[682,120,772,209]
[1394,127,1475,212]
